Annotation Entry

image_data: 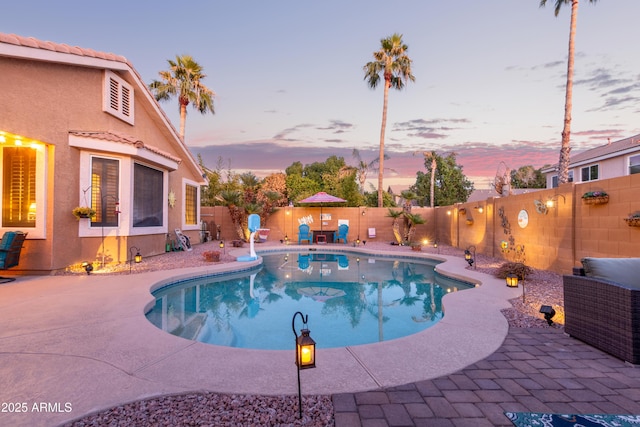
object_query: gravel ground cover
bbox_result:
[61,240,563,427]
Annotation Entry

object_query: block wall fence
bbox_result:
[201,174,640,274]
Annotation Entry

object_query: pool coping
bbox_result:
[0,245,522,427]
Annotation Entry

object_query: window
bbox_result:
[2,147,36,227]
[103,70,134,125]
[185,184,198,225]
[581,165,599,182]
[91,157,120,227]
[0,136,46,238]
[550,171,572,188]
[630,155,640,175]
[133,163,163,227]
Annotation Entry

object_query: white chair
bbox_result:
[368,228,377,239]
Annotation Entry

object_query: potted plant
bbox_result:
[582,190,609,205]
[624,212,640,227]
[410,242,422,252]
[202,250,221,262]
[72,206,96,219]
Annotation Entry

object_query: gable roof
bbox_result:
[541,133,640,173]
[0,32,204,183]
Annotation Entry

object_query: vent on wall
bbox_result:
[103,70,134,125]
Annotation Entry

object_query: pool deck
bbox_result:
[1,245,639,426]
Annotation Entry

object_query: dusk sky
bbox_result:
[4,1,639,189]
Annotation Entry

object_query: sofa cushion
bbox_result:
[581,257,640,289]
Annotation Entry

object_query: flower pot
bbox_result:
[624,218,640,227]
[411,245,422,252]
[583,195,609,205]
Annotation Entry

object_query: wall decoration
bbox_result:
[517,210,529,228]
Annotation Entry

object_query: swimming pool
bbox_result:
[146,250,475,350]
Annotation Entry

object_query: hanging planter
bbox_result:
[72,206,96,220]
[624,215,640,227]
[582,191,609,205]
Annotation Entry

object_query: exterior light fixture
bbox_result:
[464,246,476,269]
[474,205,484,214]
[292,311,316,419]
[539,305,556,325]
[284,235,289,244]
[219,241,225,249]
[356,237,361,245]
[82,261,93,275]
[506,274,519,287]
[129,246,142,273]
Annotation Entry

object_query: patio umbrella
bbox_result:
[298,191,347,233]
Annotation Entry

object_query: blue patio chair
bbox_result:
[298,224,312,245]
[334,224,349,244]
[0,231,27,283]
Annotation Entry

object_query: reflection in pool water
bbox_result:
[146,251,475,350]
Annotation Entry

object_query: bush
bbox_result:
[495,262,533,281]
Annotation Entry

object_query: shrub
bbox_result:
[495,262,533,281]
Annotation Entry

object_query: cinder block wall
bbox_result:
[201,174,640,274]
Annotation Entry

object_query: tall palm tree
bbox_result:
[540,0,598,184]
[149,55,216,141]
[364,33,415,207]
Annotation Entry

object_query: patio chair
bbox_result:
[298,224,312,245]
[334,224,349,244]
[0,231,27,283]
[368,228,377,239]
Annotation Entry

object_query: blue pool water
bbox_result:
[146,251,475,350]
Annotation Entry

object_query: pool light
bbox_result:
[292,311,316,419]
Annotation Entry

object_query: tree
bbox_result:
[414,151,438,208]
[411,153,473,206]
[364,33,415,207]
[510,165,546,188]
[149,55,215,141]
[540,0,598,184]
[352,148,387,195]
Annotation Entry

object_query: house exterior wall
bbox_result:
[1,55,203,273]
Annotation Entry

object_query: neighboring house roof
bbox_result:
[541,133,640,173]
[69,131,183,165]
[0,32,204,183]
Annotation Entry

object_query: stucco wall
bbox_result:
[1,56,202,273]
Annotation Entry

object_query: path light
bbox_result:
[129,246,142,274]
[539,305,556,325]
[506,274,518,287]
[292,311,316,419]
[464,246,476,269]
[82,261,93,275]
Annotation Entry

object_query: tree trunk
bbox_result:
[377,80,391,207]
[179,101,188,141]
[558,0,578,184]
[430,156,436,208]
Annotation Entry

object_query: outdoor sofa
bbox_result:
[563,257,640,365]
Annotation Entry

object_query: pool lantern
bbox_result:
[506,274,518,287]
[292,311,316,418]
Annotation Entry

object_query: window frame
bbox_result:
[580,164,599,182]
[629,154,640,175]
[0,142,47,239]
[182,178,201,231]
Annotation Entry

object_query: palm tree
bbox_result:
[364,33,415,207]
[540,0,598,184]
[415,151,438,208]
[352,148,389,195]
[386,209,404,244]
[149,55,215,141]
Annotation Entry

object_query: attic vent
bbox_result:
[103,70,134,125]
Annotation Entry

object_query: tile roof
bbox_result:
[570,133,640,164]
[0,32,129,64]
[69,131,182,164]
